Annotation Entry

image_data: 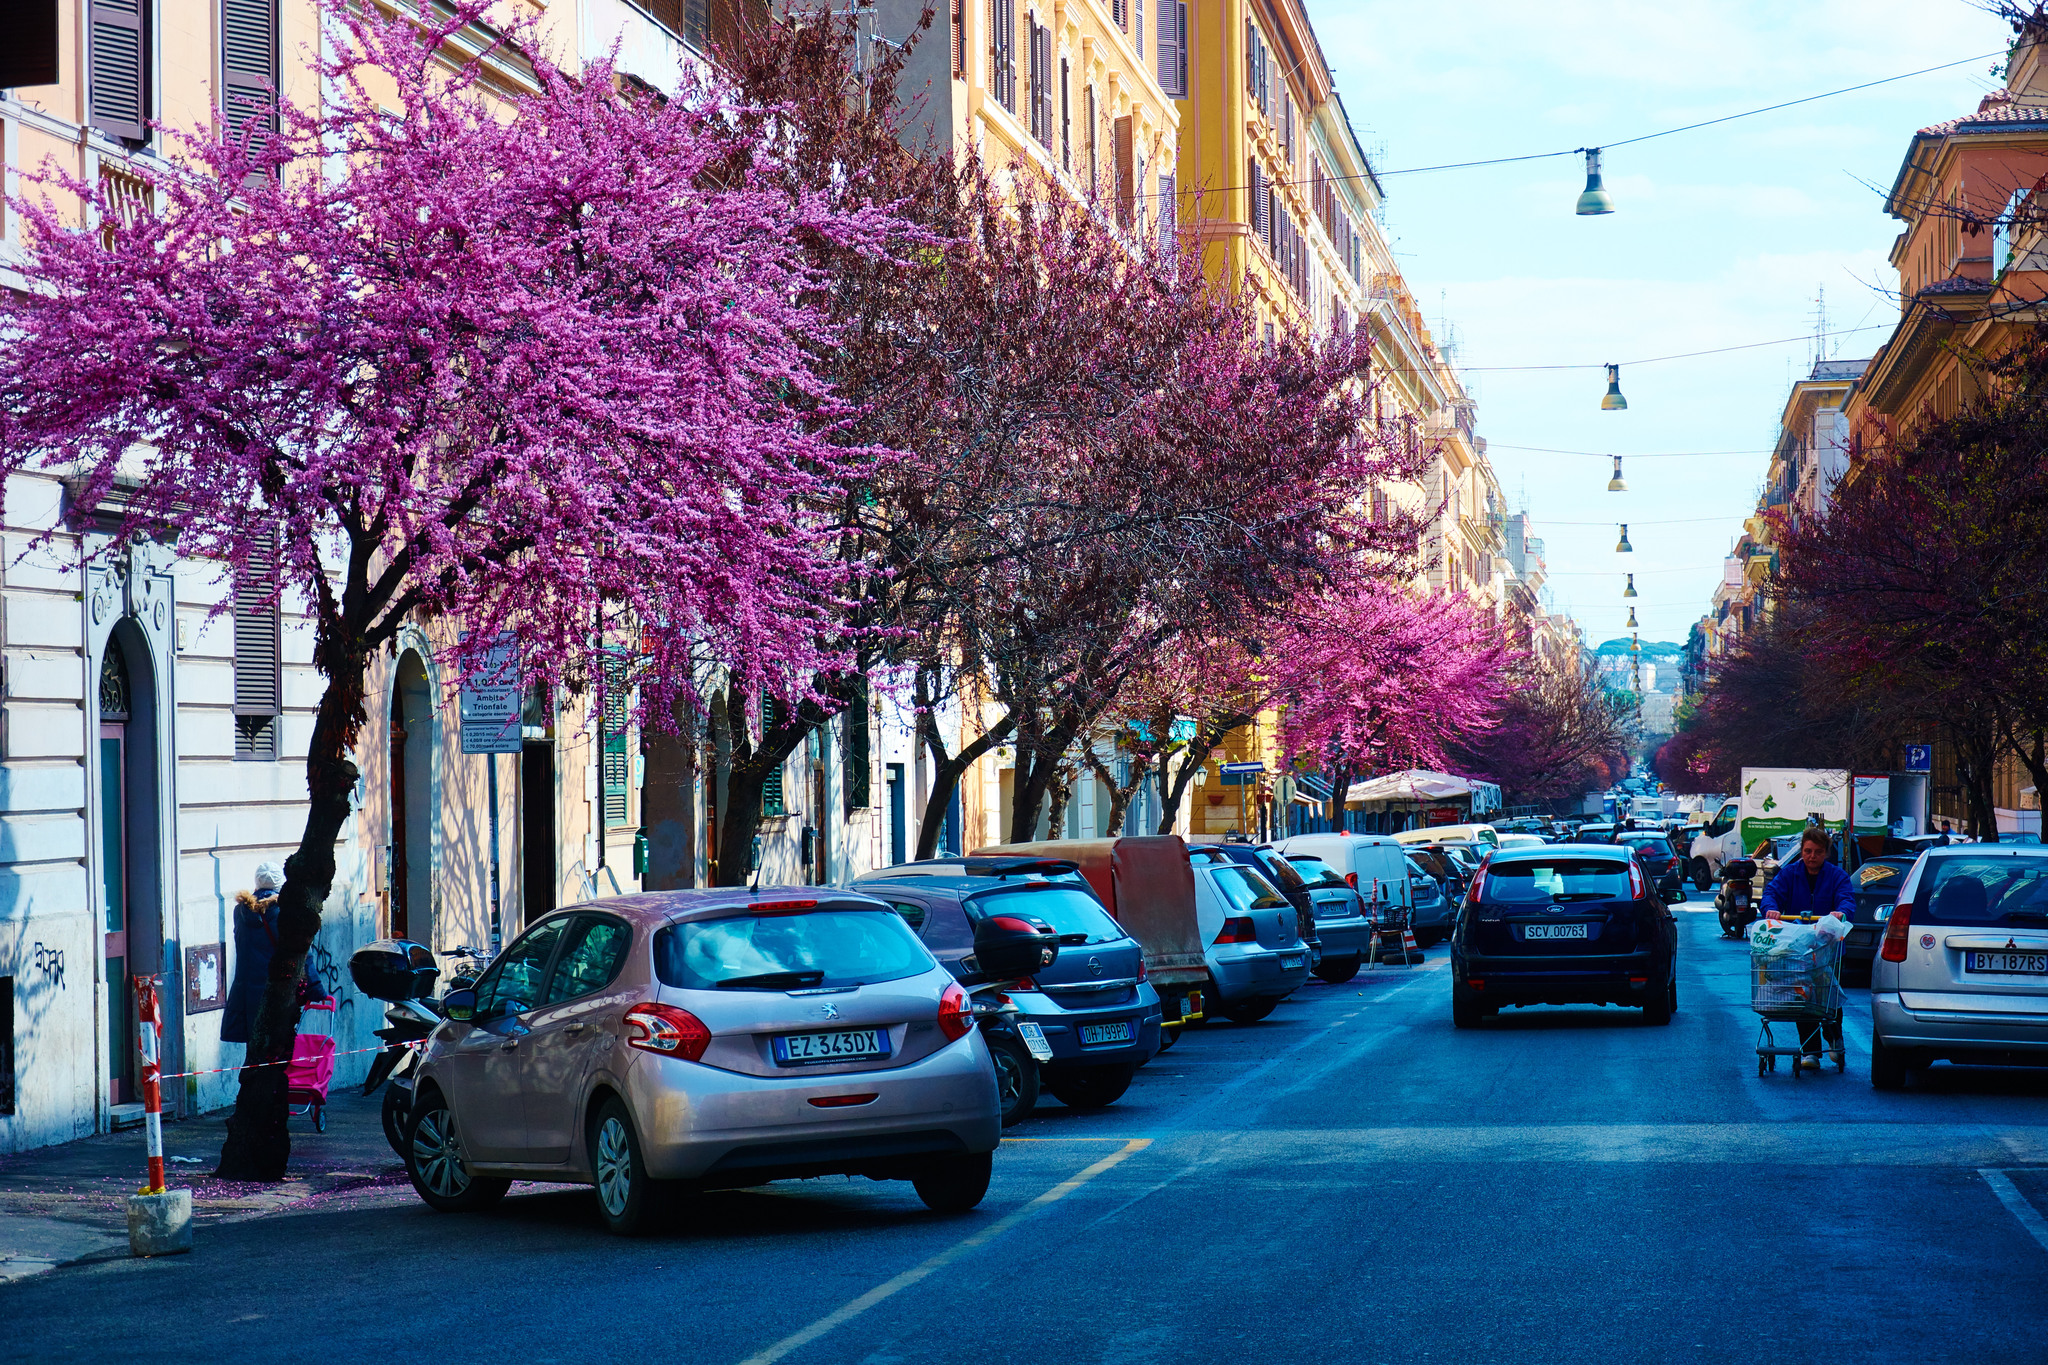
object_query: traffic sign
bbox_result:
[460,635,522,754]
[1219,761,1265,775]
[1902,744,1932,773]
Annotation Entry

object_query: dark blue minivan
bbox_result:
[1451,844,1678,1028]
[853,861,1162,1110]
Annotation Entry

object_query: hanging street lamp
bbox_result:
[1626,608,1639,630]
[1623,573,1638,598]
[1601,364,1628,411]
[1575,148,1614,216]
[1606,455,1627,492]
[1615,524,1634,553]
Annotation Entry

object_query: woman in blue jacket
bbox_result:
[1760,827,1855,1068]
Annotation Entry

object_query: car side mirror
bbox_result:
[442,988,477,1022]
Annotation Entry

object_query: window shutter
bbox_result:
[760,697,788,817]
[843,682,872,815]
[1115,114,1134,229]
[988,0,1000,99]
[222,0,278,167]
[1157,172,1176,248]
[1112,0,1125,30]
[1156,0,1180,96]
[89,0,148,143]
[1060,57,1070,168]
[951,0,963,76]
[1134,0,1143,61]
[1,0,60,87]
[600,660,631,827]
[233,530,281,761]
[1003,0,1017,110]
[1026,20,1040,140]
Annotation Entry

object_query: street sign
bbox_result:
[1902,744,1932,773]
[459,636,522,754]
[1220,761,1265,774]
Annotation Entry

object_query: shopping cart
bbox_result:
[1752,932,1845,1077]
[288,997,338,1131]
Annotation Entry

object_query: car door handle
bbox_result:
[563,1022,586,1035]
[499,1039,520,1052]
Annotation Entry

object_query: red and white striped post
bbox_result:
[134,974,165,1195]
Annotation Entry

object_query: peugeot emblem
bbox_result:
[819,1002,839,1020]
[1088,956,1103,977]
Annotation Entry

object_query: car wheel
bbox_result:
[589,1096,671,1236]
[1313,955,1361,984]
[1452,981,1483,1029]
[912,1151,992,1213]
[1044,1062,1136,1110]
[1221,995,1280,1025]
[1870,1036,1911,1091]
[403,1090,509,1214]
[1669,975,1679,1014]
[1413,929,1441,949]
[381,1085,410,1159]
[1691,858,1713,891]
[1643,982,1673,1025]
[987,1034,1039,1126]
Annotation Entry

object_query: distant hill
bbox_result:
[1593,638,1682,659]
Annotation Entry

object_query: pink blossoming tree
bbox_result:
[0,3,907,1177]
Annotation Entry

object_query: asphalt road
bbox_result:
[6,910,2047,1364]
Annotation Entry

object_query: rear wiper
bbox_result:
[1057,933,1093,945]
[716,970,826,989]
[2000,911,2048,924]
[1549,893,1615,902]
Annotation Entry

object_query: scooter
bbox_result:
[1716,858,1760,938]
[349,939,457,1157]
[971,979,1053,1128]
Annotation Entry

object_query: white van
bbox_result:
[1394,824,1499,849]
[1273,833,1414,912]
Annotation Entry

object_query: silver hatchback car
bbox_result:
[1870,845,2048,1088]
[403,889,1002,1234]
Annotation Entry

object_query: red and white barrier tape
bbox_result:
[156,1039,413,1083]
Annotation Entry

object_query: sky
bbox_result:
[1305,0,2016,646]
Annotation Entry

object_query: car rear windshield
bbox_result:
[1286,855,1348,890]
[1210,865,1289,912]
[1856,862,1908,889]
[1916,856,2048,925]
[1252,849,1307,890]
[1482,858,1632,904]
[966,886,1124,945]
[653,910,933,990]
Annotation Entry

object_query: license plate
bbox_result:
[772,1028,890,1065]
[1079,1020,1133,1046]
[1522,923,1591,941]
[1280,954,1304,969]
[1966,951,2048,974]
[1017,1021,1054,1061]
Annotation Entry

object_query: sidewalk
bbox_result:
[0,1085,408,1283]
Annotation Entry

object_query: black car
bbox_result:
[1613,830,1687,900]
[1451,844,1680,1027]
[1843,855,1916,979]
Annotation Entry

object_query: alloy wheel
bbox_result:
[596,1115,634,1217]
[412,1107,470,1199]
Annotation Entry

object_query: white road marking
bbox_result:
[1980,1169,2048,1254]
[732,1138,1150,1365]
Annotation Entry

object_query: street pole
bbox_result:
[487,753,501,955]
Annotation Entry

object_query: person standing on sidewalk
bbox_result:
[1759,828,1855,1069]
[221,863,326,1046]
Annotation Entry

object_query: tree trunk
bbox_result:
[1152,714,1245,837]
[1949,712,2001,839]
[1009,706,1086,844]
[1084,747,1149,836]
[1325,764,1353,831]
[710,677,853,887]
[1043,764,1075,839]
[216,657,365,1181]
[912,709,1014,859]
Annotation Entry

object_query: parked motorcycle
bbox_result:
[1715,859,1760,938]
[959,913,1060,1128]
[349,939,449,1157]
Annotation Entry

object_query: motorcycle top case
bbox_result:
[350,939,440,1001]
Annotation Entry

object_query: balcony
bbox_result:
[98,161,152,247]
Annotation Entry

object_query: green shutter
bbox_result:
[761,695,787,817]
[844,683,871,814]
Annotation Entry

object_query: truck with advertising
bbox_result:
[1738,767,1849,851]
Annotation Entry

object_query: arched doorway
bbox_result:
[96,622,162,1109]
[388,650,435,943]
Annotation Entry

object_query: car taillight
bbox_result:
[622,1003,710,1061]
[1628,860,1647,900]
[1214,916,1259,944]
[1880,896,1913,962]
[1345,871,1359,890]
[937,982,972,1041]
[1135,957,1148,982]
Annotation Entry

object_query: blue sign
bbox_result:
[1903,744,1932,774]
[1220,761,1265,775]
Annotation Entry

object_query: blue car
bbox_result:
[853,861,1162,1112]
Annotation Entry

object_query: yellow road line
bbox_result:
[732,1138,1152,1365]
